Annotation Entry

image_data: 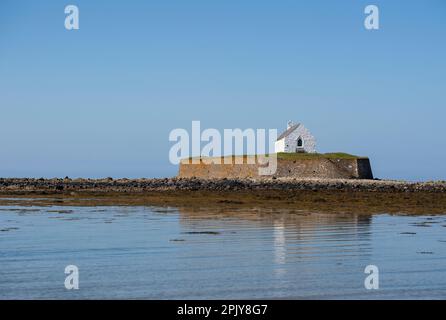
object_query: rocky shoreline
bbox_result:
[1,177,446,194]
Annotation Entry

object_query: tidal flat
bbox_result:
[1,188,446,215]
[0,185,446,299]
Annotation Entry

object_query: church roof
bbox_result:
[277,123,301,141]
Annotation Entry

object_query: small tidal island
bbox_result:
[1,121,445,214]
[1,151,446,215]
[180,121,372,180]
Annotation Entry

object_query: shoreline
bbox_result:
[1,178,446,215]
[1,177,446,194]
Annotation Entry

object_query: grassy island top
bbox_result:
[184,152,368,161]
[275,152,368,160]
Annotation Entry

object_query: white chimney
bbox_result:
[287,120,294,129]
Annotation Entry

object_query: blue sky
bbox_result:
[1,0,445,180]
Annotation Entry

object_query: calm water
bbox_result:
[1,200,446,299]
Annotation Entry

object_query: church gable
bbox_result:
[275,121,316,153]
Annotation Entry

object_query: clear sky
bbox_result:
[1,0,445,180]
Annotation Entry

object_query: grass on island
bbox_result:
[275,152,368,160]
[184,152,367,162]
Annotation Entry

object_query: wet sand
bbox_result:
[0,190,445,215]
[1,178,446,214]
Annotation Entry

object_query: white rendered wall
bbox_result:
[274,139,285,153]
[283,125,316,153]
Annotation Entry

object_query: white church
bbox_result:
[275,121,316,153]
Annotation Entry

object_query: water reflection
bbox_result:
[1,202,445,299]
[175,207,375,295]
[273,220,286,276]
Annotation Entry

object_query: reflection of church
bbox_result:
[171,207,374,298]
[176,207,372,275]
[271,213,373,267]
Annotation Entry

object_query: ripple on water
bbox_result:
[0,203,446,299]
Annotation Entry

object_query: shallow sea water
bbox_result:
[1,200,446,299]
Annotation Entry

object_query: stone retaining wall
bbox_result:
[178,156,373,179]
